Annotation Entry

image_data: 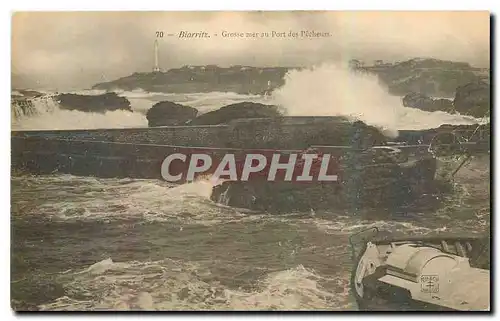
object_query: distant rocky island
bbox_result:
[91,58,489,98]
[92,65,292,95]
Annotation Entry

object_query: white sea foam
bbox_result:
[38,258,354,311]
[11,94,148,130]
[271,63,483,133]
[12,175,248,225]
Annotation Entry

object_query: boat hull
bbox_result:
[350,234,490,311]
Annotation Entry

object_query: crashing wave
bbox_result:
[12,93,58,121]
[11,91,147,130]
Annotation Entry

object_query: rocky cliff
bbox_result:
[92,65,293,95]
[355,58,488,98]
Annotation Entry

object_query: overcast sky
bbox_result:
[12,11,490,90]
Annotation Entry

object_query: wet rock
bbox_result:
[210,149,438,213]
[402,92,453,112]
[146,101,198,127]
[189,102,283,125]
[56,92,132,113]
[453,81,490,118]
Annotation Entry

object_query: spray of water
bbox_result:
[271,63,481,133]
[11,94,148,130]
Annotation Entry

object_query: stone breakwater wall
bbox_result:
[11,118,489,180]
[11,125,231,148]
[11,119,489,150]
[11,119,384,150]
[10,119,382,179]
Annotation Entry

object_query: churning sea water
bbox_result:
[11,65,489,310]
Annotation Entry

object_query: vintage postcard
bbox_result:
[11,11,490,311]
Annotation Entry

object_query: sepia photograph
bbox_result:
[10,10,491,312]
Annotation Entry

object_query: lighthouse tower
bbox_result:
[153,39,160,72]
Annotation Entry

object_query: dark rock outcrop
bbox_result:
[56,92,132,113]
[92,66,294,95]
[146,101,198,127]
[402,92,453,112]
[210,150,438,213]
[355,58,488,97]
[189,102,284,125]
[453,81,490,118]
